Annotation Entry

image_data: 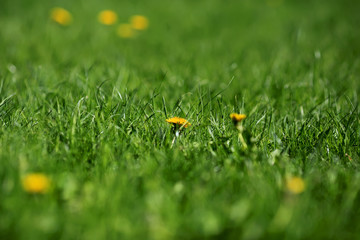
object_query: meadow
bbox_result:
[1,0,360,239]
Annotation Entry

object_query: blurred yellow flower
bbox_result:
[130,15,149,30]
[286,177,305,194]
[50,7,72,26]
[98,10,117,25]
[166,117,191,128]
[230,113,246,124]
[117,24,135,38]
[22,173,51,194]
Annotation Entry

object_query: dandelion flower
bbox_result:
[230,113,247,149]
[98,10,117,25]
[22,173,51,194]
[230,113,247,125]
[166,117,190,147]
[50,7,72,26]
[130,15,149,30]
[117,24,135,38]
[286,177,305,194]
[166,117,191,128]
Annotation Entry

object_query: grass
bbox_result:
[1,0,360,239]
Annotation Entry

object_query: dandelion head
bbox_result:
[130,15,149,30]
[22,173,51,194]
[230,113,246,125]
[50,7,72,26]
[117,24,135,38]
[286,177,305,194]
[166,117,191,128]
[98,10,117,25]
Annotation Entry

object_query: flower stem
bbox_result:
[236,124,247,150]
[238,132,248,150]
[171,130,179,148]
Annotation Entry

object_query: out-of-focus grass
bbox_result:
[1,0,360,239]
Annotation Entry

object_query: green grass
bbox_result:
[1,0,360,239]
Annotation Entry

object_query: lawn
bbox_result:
[1,0,360,239]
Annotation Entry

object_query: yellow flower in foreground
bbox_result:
[230,113,246,124]
[117,24,135,38]
[166,117,191,128]
[98,10,117,25]
[22,173,51,194]
[286,177,305,194]
[130,15,149,30]
[50,7,72,26]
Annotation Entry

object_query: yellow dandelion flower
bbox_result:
[50,7,72,26]
[166,117,191,128]
[130,15,149,30]
[98,10,117,25]
[22,173,51,194]
[117,24,135,38]
[286,177,305,194]
[230,113,247,149]
[230,113,246,125]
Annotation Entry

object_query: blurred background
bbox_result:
[1,0,359,102]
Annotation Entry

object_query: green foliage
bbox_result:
[1,0,360,239]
